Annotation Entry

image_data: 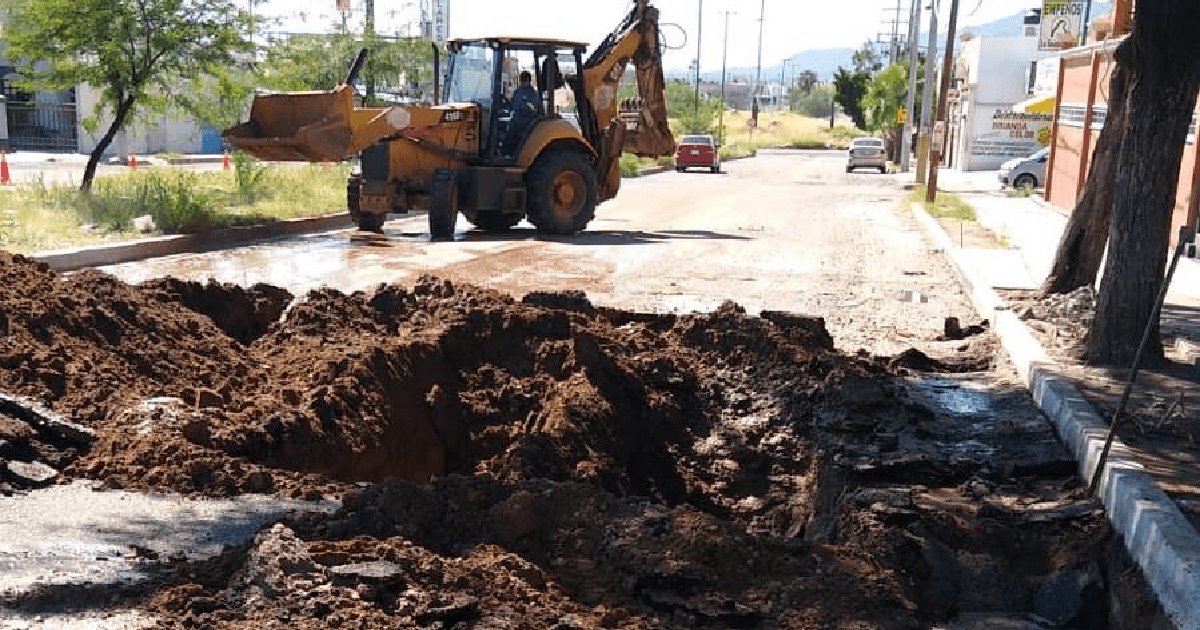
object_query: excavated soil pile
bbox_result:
[0,253,1149,628]
[0,252,839,504]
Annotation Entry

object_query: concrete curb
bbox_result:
[31,213,354,272]
[911,202,1200,630]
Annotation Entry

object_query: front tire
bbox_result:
[1014,173,1037,189]
[347,175,386,232]
[429,169,458,240]
[525,148,598,235]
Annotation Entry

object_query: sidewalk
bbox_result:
[910,167,1200,629]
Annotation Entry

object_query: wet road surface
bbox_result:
[103,150,969,355]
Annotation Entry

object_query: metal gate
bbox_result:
[1,74,78,153]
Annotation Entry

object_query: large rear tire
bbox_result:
[347,175,386,232]
[525,148,598,235]
[429,169,458,240]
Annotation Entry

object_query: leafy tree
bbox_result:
[1042,63,1128,295]
[862,63,908,159]
[0,0,253,191]
[1086,2,1200,365]
[832,67,870,130]
[661,81,722,134]
[258,31,433,102]
[793,69,819,93]
[851,41,883,74]
[789,83,835,119]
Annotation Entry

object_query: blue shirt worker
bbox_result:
[505,71,543,155]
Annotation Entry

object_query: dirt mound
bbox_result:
[0,254,840,502]
[0,254,249,423]
[0,253,1148,628]
[139,278,293,344]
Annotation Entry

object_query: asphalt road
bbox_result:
[103,149,977,355]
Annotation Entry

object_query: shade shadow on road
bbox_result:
[433,228,756,246]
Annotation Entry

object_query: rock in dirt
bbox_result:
[941,317,989,341]
[0,391,96,446]
[4,459,58,486]
[328,561,404,587]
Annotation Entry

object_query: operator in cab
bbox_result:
[504,71,542,155]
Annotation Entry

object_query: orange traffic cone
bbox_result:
[0,152,10,186]
[129,153,138,170]
[222,151,231,171]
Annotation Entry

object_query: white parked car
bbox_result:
[846,137,887,174]
[998,147,1049,188]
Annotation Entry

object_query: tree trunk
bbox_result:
[81,97,136,192]
[1042,62,1130,294]
[1086,18,1200,365]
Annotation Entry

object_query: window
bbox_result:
[446,43,495,105]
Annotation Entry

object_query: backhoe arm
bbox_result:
[582,0,675,159]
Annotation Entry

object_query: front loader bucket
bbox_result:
[223,86,358,162]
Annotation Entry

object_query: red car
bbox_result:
[674,134,721,173]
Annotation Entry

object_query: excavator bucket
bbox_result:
[222,49,402,163]
[223,86,358,162]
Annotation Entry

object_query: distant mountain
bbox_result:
[664,3,1116,86]
[666,47,855,84]
[961,2,1113,38]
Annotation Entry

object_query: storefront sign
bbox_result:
[1040,1,1085,50]
[970,111,1053,159]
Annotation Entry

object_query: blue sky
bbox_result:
[253,0,1045,71]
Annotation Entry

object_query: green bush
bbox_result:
[909,185,976,221]
[619,153,642,178]
[787,135,828,149]
[232,151,270,203]
[84,170,223,233]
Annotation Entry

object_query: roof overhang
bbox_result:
[1013,95,1056,114]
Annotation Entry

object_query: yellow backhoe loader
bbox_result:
[224,0,675,237]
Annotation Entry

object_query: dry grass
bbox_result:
[0,163,349,254]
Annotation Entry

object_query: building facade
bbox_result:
[1044,39,1200,243]
[1040,0,1200,245]
[946,31,1057,171]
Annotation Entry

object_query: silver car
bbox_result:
[998,147,1049,188]
[846,137,887,173]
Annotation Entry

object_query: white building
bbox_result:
[946,30,1057,171]
[75,85,219,156]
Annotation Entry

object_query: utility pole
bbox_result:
[925,0,960,203]
[694,0,703,114]
[751,0,764,142]
[719,10,733,145]
[899,0,921,172]
[1080,0,1095,45]
[890,0,903,64]
[916,0,939,184]
[753,0,765,106]
[364,0,376,101]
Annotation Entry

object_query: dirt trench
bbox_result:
[0,253,1173,628]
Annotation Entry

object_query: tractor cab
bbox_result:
[444,37,594,163]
